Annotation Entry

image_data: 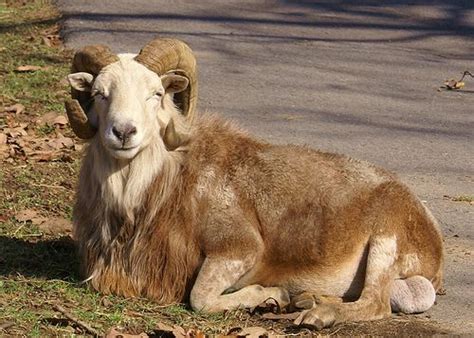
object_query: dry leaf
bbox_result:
[52,115,68,126]
[444,79,465,90]
[5,103,25,114]
[74,143,84,152]
[250,297,282,314]
[261,312,302,321]
[42,34,61,47]
[37,112,64,126]
[185,329,206,338]
[38,217,72,235]
[14,209,45,224]
[153,322,186,338]
[29,150,56,162]
[15,65,46,72]
[42,36,52,47]
[5,126,28,138]
[237,326,269,337]
[47,137,74,150]
[0,134,9,159]
[105,327,148,338]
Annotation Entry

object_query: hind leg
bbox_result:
[295,236,397,329]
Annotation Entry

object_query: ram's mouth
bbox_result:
[113,146,137,151]
[108,145,140,159]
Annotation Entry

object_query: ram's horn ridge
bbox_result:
[66,45,120,139]
[135,38,198,122]
[65,99,97,139]
[162,118,190,151]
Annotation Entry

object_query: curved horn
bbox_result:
[66,45,119,139]
[65,99,97,139]
[134,38,197,122]
[162,118,190,151]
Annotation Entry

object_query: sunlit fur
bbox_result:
[71,54,444,325]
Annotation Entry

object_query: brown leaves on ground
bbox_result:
[1,107,80,162]
[106,328,149,338]
[441,70,473,90]
[40,24,62,48]
[14,209,72,235]
[4,103,25,115]
[14,65,49,73]
[444,79,465,90]
[106,324,203,338]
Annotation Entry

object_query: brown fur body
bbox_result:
[74,115,444,326]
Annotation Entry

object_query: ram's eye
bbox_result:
[92,91,107,100]
[147,91,163,101]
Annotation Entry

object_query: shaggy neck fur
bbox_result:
[73,95,199,303]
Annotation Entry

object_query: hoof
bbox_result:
[294,305,337,330]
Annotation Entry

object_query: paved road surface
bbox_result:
[57,0,474,333]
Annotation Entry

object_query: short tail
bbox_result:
[390,276,436,314]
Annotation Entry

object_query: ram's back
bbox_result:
[188,115,399,247]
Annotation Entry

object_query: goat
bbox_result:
[65,38,444,329]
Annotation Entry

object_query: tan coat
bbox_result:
[73,114,444,329]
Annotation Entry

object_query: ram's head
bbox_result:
[65,38,197,159]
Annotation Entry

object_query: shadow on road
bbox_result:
[60,0,474,47]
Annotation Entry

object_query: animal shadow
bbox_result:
[0,235,80,281]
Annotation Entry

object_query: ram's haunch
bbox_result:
[66,38,444,329]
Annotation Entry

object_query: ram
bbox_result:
[65,38,444,329]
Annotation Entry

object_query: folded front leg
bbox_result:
[189,257,290,312]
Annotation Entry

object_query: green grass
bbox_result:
[451,195,474,203]
[0,4,255,334]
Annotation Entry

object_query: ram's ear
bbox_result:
[161,74,189,94]
[67,72,94,92]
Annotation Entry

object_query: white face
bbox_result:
[68,59,188,160]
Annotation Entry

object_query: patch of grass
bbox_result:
[451,195,474,203]
[36,123,56,136]
[0,0,71,127]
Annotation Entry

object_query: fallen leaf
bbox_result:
[53,115,68,126]
[444,79,465,90]
[15,65,47,72]
[42,36,52,47]
[5,103,25,114]
[0,133,6,144]
[250,297,282,314]
[185,329,205,338]
[105,327,148,338]
[5,126,28,138]
[261,312,302,321]
[235,326,269,337]
[38,217,72,235]
[14,209,46,224]
[47,137,74,150]
[42,34,61,47]
[74,143,84,152]
[37,112,67,126]
[152,322,186,338]
[29,150,57,162]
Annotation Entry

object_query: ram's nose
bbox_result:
[112,123,137,143]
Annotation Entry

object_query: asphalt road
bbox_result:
[57,0,474,333]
